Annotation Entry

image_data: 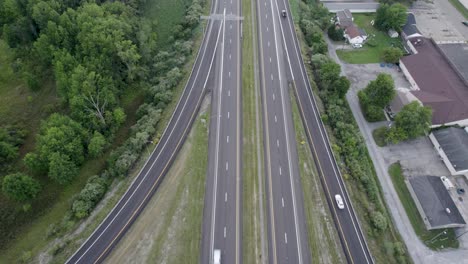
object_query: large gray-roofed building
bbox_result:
[430,127,468,176]
[408,176,465,230]
[438,43,468,85]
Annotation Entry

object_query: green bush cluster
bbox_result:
[72,175,108,219]
[0,125,27,173]
[358,73,395,122]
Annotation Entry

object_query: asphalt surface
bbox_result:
[65,1,224,263]
[256,0,311,263]
[200,0,243,263]
[275,0,374,263]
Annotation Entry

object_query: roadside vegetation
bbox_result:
[294,1,411,263]
[290,88,345,263]
[449,0,468,20]
[336,13,405,64]
[388,163,459,250]
[242,0,266,263]
[0,0,206,262]
[372,102,432,146]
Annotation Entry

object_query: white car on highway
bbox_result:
[335,194,345,209]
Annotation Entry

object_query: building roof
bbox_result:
[439,44,468,85]
[345,24,361,39]
[409,176,465,229]
[402,13,421,38]
[336,9,353,28]
[432,127,468,171]
[400,38,468,125]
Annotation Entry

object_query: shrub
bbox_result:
[371,211,388,232]
[327,25,344,41]
[72,175,107,219]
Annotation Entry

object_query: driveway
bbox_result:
[326,36,468,264]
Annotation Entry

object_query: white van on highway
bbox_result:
[214,249,221,264]
[335,194,345,209]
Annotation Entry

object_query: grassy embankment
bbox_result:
[105,108,209,264]
[336,14,405,64]
[242,0,266,262]
[388,163,459,250]
[449,0,468,19]
[0,0,198,262]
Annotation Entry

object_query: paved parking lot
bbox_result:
[411,1,468,43]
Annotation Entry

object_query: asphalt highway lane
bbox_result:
[274,0,374,263]
[256,0,311,263]
[66,1,224,263]
[200,0,242,263]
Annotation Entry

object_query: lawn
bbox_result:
[242,0,267,262]
[373,126,388,147]
[144,0,189,47]
[449,0,468,20]
[388,162,459,250]
[336,14,405,64]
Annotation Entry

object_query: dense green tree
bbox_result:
[25,114,87,182]
[88,131,106,157]
[331,76,351,98]
[318,61,341,88]
[375,3,407,31]
[392,101,432,139]
[2,173,41,202]
[48,152,79,184]
[362,73,396,108]
[327,25,344,41]
[382,47,403,63]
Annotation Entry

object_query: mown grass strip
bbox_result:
[449,0,468,19]
[242,0,266,262]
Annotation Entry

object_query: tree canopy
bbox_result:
[393,101,432,139]
[382,47,403,63]
[362,73,396,108]
[375,3,407,31]
[2,173,41,202]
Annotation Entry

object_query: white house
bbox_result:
[344,24,367,45]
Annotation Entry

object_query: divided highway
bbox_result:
[274,0,374,263]
[256,0,311,263]
[66,1,224,262]
[200,0,242,263]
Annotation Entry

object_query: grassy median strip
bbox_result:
[290,89,345,263]
[242,0,266,263]
[388,163,459,250]
[449,0,468,19]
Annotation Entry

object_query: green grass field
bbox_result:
[242,0,266,262]
[336,14,405,64]
[449,0,468,19]
[388,163,459,250]
[145,0,190,47]
[372,126,388,147]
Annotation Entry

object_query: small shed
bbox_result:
[388,29,399,38]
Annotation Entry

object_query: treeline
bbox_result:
[298,1,408,263]
[0,0,204,250]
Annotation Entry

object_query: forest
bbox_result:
[0,0,204,257]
